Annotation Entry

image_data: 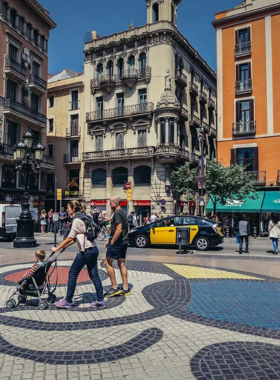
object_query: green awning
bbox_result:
[261,191,280,212]
[206,191,264,213]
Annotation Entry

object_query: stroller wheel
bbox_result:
[48,294,57,304]
[18,295,27,304]
[38,300,48,310]
[6,298,17,308]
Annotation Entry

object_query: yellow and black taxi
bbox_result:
[128,215,224,251]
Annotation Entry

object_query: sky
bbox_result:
[39,0,240,75]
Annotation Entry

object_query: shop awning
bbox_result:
[261,191,280,212]
[206,191,265,213]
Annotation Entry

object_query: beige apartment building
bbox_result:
[82,0,217,221]
[46,69,84,210]
[0,0,55,211]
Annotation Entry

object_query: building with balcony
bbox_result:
[213,0,280,235]
[46,69,84,208]
[0,0,55,208]
[82,0,217,219]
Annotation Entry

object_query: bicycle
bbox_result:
[96,225,109,241]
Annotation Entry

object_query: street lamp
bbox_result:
[198,127,205,217]
[13,129,45,248]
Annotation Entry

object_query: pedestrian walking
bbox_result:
[92,209,99,225]
[238,215,251,254]
[144,214,151,225]
[58,207,68,234]
[98,210,104,228]
[104,196,130,297]
[40,210,47,233]
[47,208,53,233]
[127,211,136,230]
[52,201,105,309]
[150,213,158,223]
[229,215,235,237]
[268,214,280,255]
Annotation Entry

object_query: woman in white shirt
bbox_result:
[268,214,280,255]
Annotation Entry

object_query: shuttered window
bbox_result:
[138,130,147,147]
[116,132,124,149]
[70,115,79,136]
[95,135,103,151]
[6,80,17,101]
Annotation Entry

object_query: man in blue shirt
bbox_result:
[58,207,68,234]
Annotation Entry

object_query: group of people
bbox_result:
[127,212,159,230]
[40,208,68,234]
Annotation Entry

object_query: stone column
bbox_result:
[174,119,178,145]
[165,117,169,144]
[156,120,160,145]
[23,20,27,36]
[15,12,19,29]
[37,32,41,48]
[30,26,34,43]
[6,5,11,23]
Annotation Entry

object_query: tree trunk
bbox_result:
[213,202,217,215]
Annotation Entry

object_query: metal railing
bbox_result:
[181,107,189,120]
[189,81,199,94]
[175,70,188,86]
[208,98,216,110]
[29,73,47,91]
[63,154,80,164]
[42,155,54,165]
[199,91,208,103]
[202,120,210,132]
[210,126,217,137]
[5,57,26,78]
[235,79,253,94]
[83,146,155,161]
[86,102,154,122]
[0,144,14,157]
[235,41,252,56]
[66,126,80,137]
[245,170,266,184]
[189,114,201,127]
[232,121,256,136]
[4,99,47,125]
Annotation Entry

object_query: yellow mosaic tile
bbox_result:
[164,264,264,280]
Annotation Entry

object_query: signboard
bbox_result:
[65,190,79,197]
[133,201,151,207]
[53,212,59,222]
[124,182,131,190]
[91,200,107,206]
[30,208,38,221]
[120,200,127,206]
[57,189,62,201]
[160,199,166,206]
[127,190,132,201]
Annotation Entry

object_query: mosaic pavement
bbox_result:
[0,259,280,379]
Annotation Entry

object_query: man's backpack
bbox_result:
[127,214,133,224]
[64,212,101,241]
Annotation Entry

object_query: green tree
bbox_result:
[172,160,257,215]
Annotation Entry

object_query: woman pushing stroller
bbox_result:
[52,201,105,309]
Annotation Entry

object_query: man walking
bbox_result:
[238,215,251,254]
[47,208,53,233]
[58,207,67,234]
[127,211,136,230]
[104,196,130,297]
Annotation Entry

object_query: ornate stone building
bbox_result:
[82,0,217,221]
[0,0,55,210]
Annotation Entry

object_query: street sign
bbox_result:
[53,212,59,222]
[57,189,62,200]
[124,182,131,190]
[127,190,132,201]
[160,199,166,206]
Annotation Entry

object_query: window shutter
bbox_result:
[96,136,102,151]
[248,62,252,79]
[253,147,259,171]
[231,149,237,165]
[236,101,240,122]
[143,130,147,147]
[249,99,254,122]
[247,27,251,41]
[236,64,240,81]
[235,30,239,44]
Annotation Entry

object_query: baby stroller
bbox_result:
[6,252,60,310]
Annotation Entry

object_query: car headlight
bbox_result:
[128,229,136,234]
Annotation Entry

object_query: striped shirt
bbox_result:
[23,262,44,279]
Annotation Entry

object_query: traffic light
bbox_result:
[127,189,132,201]
[57,189,62,200]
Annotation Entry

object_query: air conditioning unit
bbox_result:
[72,157,79,162]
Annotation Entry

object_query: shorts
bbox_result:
[106,244,127,260]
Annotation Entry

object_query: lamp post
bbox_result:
[198,127,205,217]
[13,129,45,248]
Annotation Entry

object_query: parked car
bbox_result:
[128,215,224,251]
[0,204,21,241]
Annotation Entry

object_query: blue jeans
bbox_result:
[271,238,278,252]
[66,246,104,303]
[239,236,249,251]
[59,221,65,231]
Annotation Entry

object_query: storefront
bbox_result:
[188,201,196,216]
[133,200,151,225]
[259,191,280,236]
[91,200,107,212]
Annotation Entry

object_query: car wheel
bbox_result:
[195,237,210,251]
[134,235,149,248]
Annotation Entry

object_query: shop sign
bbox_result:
[273,199,280,204]
[91,200,107,206]
[53,212,59,222]
[225,199,244,207]
[160,199,166,205]
[133,201,151,207]
[65,190,79,197]
[120,201,127,206]
[5,197,12,202]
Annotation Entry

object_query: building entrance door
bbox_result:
[135,206,150,226]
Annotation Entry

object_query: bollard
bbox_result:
[226,225,229,238]
[253,226,257,239]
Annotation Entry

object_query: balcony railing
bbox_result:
[83,146,155,161]
[181,107,189,120]
[66,127,81,137]
[29,73,47,92]
[189,114,201,127]
[43,155,55,165]
[86,102,154,122]
[235,42,252,57]
[235,79,253,95]
[4,57,26,79]
[201,120,210,132]
[232,121,256,136]
[208,98,216,110]
[4,99,47,125]
[189,81,199,95]
[210,126,217,137]
[63,154,80,164]
[245,170,266,185]
[175,70,188,87]
[0,144,14,157]
[199,91,208,103]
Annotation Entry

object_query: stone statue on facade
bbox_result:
[165,69,171,91]
[22,80,30,106]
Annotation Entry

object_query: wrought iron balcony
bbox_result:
[208,98,216,110]
[210,126,217,137]
[4,99,47,127]
[235,79,253,95]
[66,127,81,137]
[63,154,81,164]
[232,121,256,136]
[201,120,210,132]
[0,144,14,158]
[189,81,199,96]
[83,146,155,162]
[42,155,55,166]
[155,144,189,163]
[29,73,47,94]
[86,102,154,123]
[4,57,26,81]
[235,42,252,57]
[189,114,201,127]
[175,70,188,87]
[199,91,208,103]
[181,107,189,120]
[245,170,266,185]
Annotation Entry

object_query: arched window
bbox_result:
[168,119,174,144]
[92,169,106,187]
[139,52,146,74]
[107,60,113,76]
[128,55,135,75]
[117,58,124,77]
[134,166,151,185]
[113,167,128,185]
[97,63,103,79]
[171,4,174,24]
[152,3,159,22]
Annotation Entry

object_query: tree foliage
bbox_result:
[172,160,257,214]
